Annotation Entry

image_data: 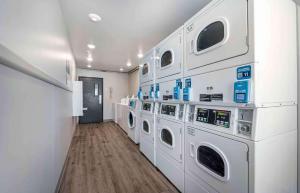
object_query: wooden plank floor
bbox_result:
[58,122,180,193]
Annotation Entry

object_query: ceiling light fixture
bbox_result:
[87,44,96,49]
[87,56,93,62]
[137,53,143,58]
[126,62,132,67]
[88,13,101,22]
[120,67,124,72]
[139,64,143,67]
[87,64,92,68]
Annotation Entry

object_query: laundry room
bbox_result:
[0,0,300,193]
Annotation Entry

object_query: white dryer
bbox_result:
[139,49,155,84]
[139,101,156,164]
[127,98,141,144]
[184,104,297,193]
[155,102,185,192]
[183,0,297,103]
[155,27,183,81]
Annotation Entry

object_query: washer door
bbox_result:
[140,114,154,144]
[155,28,183,79]
[128,111,136,129]
[139,51,154,84]
[185,0,248,71]
[157,118,183,162]
[185,126,249,193]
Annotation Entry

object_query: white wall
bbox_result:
[77,69,129,120]
[0,0,76,193]
[128,69,139,97]
[0,0,76,86]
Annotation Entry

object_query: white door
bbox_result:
[128,111,136,129]
[140,114,154,144]
[185,0,248,71]
[155,28,183,79]
[156,118,183,162]
[140,50,154,84]
[185,126,249,193]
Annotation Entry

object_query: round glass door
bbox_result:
[161,128,173,147]
[196,21,225,52]
[161,50,173,68]
[143,121,150,134]
[197,145,225,177]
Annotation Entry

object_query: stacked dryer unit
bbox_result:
[154,27,185,192]
[127,98,141,144]
[139,49,157,164]
[183,0,297,193]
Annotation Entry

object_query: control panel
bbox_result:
[237,109,253,136]
[195,108,231,128]
[161,104,177,116]
[143,103,152,111]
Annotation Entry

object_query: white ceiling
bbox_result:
[60,0,211,72]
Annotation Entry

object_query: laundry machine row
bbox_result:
[136,0,298,192]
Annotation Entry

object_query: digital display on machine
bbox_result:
[143,103,151,111]
[161,105,176,116]
[196,108,230,128]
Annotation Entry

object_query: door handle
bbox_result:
[99,95,102,104]
[190,143,195,158]
[83,107,88,111]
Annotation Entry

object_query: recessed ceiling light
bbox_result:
[127,62,132,67]
[87,64,92,68]
[88,13,101,22]
[120,67,124,72]
[87,56,93,62]
[139,64,143,67]
[137,53,143,58]
[87,44,96,49]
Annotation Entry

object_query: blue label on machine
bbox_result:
[234,81,249,103]
[185,78,192,88]
[176,79,182,89]
[237,65,251,80]
[173,86,180,100]
[137,87,142,100]
[155,83,160,99]
[183,87,190,101]
[150,84,154,99]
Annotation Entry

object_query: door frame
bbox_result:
[78,76,104,123]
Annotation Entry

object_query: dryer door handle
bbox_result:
[190,143,195,158]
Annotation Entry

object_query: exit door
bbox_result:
[79,77,103,124]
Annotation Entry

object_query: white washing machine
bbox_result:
[139,101,156,164]
[183,0,297,103]
[127,98,141,144]
[139,49,155,84]
[184,104,297,193]
[116,103,129,133]
[155,102,185,192]
[155,27,183,81]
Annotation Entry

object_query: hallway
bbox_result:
[58,122,179,193]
